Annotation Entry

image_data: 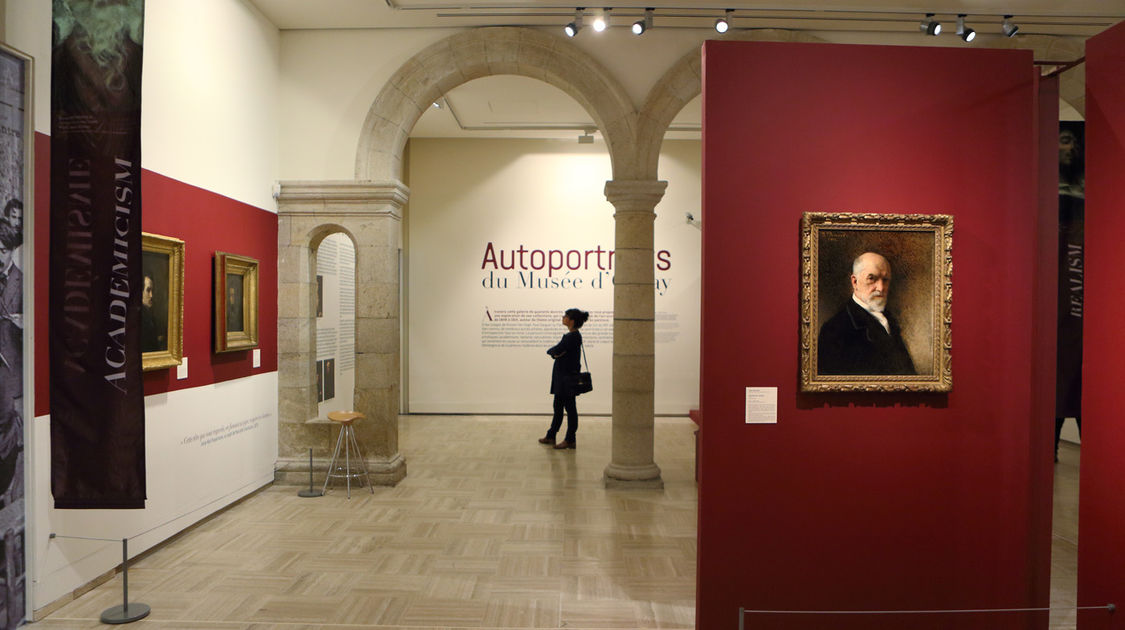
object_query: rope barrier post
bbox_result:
[739,606,745,630]
[99,537,150,624]
[298,447,323,497]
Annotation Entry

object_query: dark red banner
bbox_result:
[50,0,146,509]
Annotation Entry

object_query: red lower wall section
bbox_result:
[33,133,278,417]
[1079,21,1125,629]
[699,41,1048,630]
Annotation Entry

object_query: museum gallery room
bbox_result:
[1,0,1124,628]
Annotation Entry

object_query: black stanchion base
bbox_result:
[298,488,323,498]
[100,602,150,624]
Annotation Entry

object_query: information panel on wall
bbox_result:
[407,138,701,415]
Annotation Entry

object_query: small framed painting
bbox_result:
[214,252,259,353]
[141,232,185,370]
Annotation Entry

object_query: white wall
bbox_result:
[4,0,283,614]
[142,0,280,211]
[406,137,700,415]
[4,0,280,210]
[32,373,278,609]
[275,27,719,180]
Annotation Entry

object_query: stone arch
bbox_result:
[635,30,827,180]
[355,27,640,181]
[309,223,358,253]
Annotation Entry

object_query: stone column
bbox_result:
[603,179,667,489]
[275,180,408,486]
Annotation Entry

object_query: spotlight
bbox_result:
[593,7,610,32]
[714,9,733,33]
[956,14,976,42]
[632,8,653,35]
[564,7,583,37]
[919,13,941,36]
[1001,15,1020,37]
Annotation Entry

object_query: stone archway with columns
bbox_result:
[276,26,674,488]
[276,25,1088,488]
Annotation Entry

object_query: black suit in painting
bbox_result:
[818,298,915,375]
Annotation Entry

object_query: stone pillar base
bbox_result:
[274,454,407,487]
[604,462,664,489]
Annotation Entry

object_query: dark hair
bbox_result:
[565,308,589,329]
[0,223,18,251]
[2,199,21,221]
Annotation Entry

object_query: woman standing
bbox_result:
[539,308,589,449]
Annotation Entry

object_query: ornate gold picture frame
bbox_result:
[141,232,185,371]
[214,252,259,353]
[800,212,952,393]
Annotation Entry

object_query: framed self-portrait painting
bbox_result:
[214,252,259,353]
[141,233,185,370]
[800,212,953,393]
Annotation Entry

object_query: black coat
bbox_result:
[548,330,582,395]
[818,298,915,375]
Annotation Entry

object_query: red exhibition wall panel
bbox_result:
[699,41,1047,630]
[1079,20,1125,629]
[33,133,279,416]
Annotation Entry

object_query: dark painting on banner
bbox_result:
[1056,122,1084,424]
[50,0,147,509]
[800,212,953,393]
[0,41,31,628]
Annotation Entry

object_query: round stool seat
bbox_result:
[327,411,364,425]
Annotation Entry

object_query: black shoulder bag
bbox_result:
[570,341,593,395]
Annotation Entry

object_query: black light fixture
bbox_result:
[919,13,941,36]
[632,7,653,35]
[593,7,611,32]
[1001,15,1020,37]
[714,9,733,33]
[956,14,976,42]
[564,7,583,37]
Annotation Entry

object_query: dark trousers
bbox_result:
[547,394,578,442]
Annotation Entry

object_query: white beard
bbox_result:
[861,295,887,312]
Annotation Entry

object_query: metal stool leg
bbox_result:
[321,423,347,495]
[345,423,375,494]
[344,426,352,499]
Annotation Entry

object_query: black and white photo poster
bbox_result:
[0,40,31,630]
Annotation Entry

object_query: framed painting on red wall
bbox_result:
[800,212,953,392]
[214,252,259,353]
[141,232,185,370]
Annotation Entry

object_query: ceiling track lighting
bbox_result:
[714,8,733,33]
[592,7,611,32]
[632,7,653,35]
[919,13,941,36]
[564,7,583,37]
[956,14,976,42]
[1001,15,1020,37]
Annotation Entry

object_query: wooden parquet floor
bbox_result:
[38,415,699,629]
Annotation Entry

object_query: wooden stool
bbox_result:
[322,411,374,498]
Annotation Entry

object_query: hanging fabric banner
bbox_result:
[50,0,147,509]
[1056,121,1084,423]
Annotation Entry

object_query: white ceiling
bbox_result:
[249,0,1117,139]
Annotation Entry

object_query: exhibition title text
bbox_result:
[480,241,673,295]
